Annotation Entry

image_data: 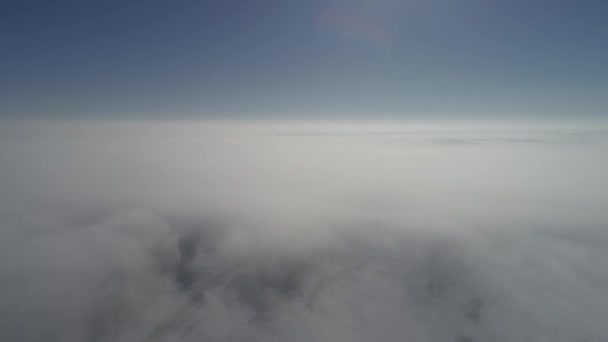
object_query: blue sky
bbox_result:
[1,0,607,120]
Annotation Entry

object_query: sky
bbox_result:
[1,0,608,120]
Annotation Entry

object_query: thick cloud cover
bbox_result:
[1,121,607,342]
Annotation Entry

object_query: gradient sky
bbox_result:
[1,0,607,120]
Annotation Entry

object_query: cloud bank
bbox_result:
[0,121,607,342]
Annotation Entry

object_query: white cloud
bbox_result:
[0,120,607,341]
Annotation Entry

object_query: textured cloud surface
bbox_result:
[1,121,607,342]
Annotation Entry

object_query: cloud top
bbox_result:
[0,121,607,342]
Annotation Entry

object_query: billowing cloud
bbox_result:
[0,121,607,342]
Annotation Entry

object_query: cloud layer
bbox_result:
[1,121,607,342]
